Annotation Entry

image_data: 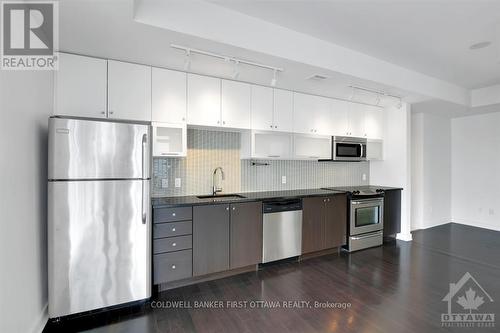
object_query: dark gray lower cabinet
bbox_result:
[383,189,402,236]
[230,202,263,269]
[193,204,230,276]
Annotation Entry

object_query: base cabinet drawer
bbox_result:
[153,250,192,284]
[154,207,192,223]
[153,221,192,238]
[153,235,192,254]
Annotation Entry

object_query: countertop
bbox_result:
[152,186,402,208]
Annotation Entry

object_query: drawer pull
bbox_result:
[172,227,176,232]
[172,213,176,217]
[172,243,177,247]
[172,265,176,269]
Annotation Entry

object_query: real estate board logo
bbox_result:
[1,1,58,70]
[441,272,495,328]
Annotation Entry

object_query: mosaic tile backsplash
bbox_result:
[153,129,369,197]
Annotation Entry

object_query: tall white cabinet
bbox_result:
[152,67,187,124]
[107,60,151,121]
[55,53,107,118]
[273,89,293,132]
[293,93,332,135]
[221,80,251,129]
[187,74,221,127]
[250,85,274,131]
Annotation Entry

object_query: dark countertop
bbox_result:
[152,188,346,208]
[152,185,402,208]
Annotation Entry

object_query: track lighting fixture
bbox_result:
[183,49,191,71]
[270,69,277,87]
[232,60,240,79]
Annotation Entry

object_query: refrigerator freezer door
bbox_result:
[48,179,151,318]
[48,117,151,180]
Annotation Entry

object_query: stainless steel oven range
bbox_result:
[324,186,384,252]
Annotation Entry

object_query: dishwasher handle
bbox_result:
[263,199,302,213]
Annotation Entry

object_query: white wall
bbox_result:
[410,111,452,230]
[451,111,500,231]
[0,71,53,333]
[370,104,412,241]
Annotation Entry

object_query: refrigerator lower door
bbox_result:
[48,179,151,318]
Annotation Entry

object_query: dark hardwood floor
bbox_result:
[44,223,500,333]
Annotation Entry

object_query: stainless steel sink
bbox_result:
[197,194,246,200]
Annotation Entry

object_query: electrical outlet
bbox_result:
[362,173,367,181]
[161,179,168,188]
[175,178,181,188]
[281,176,287,184]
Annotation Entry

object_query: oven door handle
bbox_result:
[351,199,383,205]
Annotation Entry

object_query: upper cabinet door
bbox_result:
[364,105,384,139]
[293,92,317,134]
[312,96,333,136]
[331,99,349,136]
[251,85,274,131]
[347,103,367,138]
[221,80,251,129]
[152,68,187,124]
[108,60,151,121]
[273,89,293,132]
[187,74,221,127]
[55,53,107,118]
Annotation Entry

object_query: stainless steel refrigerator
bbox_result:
[48,116,151,319]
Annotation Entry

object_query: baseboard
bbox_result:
[450,218,500,232]
[31,303,48,333]
[411,218,451,232]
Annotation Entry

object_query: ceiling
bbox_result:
[209,0,500,89]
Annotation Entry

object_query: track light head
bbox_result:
[231,60,240,79]
[183,49,191,71]
[270,69,277,87]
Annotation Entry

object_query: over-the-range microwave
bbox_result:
[320,136,367,162]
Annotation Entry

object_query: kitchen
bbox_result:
[1,1,500,333]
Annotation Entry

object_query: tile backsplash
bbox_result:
[153,129,369,197]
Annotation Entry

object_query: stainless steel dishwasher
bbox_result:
[262,199,303,263]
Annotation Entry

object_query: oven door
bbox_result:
[350,198,384,235]
[333,142,366,161]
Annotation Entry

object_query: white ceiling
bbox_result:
[209,0,500,89]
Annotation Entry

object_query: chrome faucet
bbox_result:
[212,167,225,195]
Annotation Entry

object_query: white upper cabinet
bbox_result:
[346,103,367,138]
[293,93,332,135]
[293,92,318,134]
[273,89,293,132]
[241,131,293,159]
[330,99,349,136]
[152,67,187,124]
[187,74,221,127]
[251,85,274,131]
[108,60,151,121]
[55,53,107,118]
[312,95,333,135]
[221,80,251,129]
[364,105,384,139]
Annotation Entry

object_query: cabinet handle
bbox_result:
[109,111,114,115]
[172,227,176,232]
[226,207,229,211]
[172,213,176,217]
[327,198,330,202]
[182,117,185,121]
[101,111,106,115]
[270,125,273,128]
[171,265,176,269]
[217,121,220,125]
[232,207,236,211]
[172,243,177,247]
[223,121,226,125]
[274,126,277,129]
[268,155,280,158]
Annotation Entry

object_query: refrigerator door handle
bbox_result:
[141,133,148,224]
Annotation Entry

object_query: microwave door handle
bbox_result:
[360,143,363,158]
